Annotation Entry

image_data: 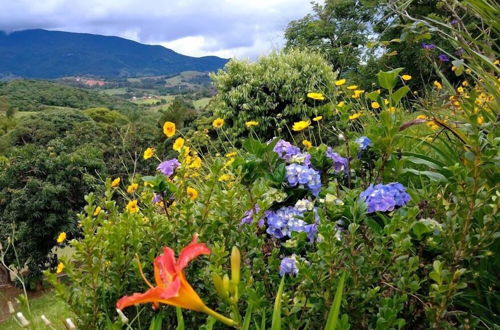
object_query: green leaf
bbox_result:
[272,276,285,330]
[149,314,163,330]
[325,272,346,330]
[377,68,404,90]
[391,86,410,104]
[242,303,254,330]
[401,168,448,182]
[176,307,185,330]
[412,222,433,239]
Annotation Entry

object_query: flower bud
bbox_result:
[7,301,15,314]
[222,274,230,296]
[230,247,241,286]
[65,318,76,329]
[116,308,129,324]
[16,312,30,328]
[212,273,228,298]
[41,315,52,326]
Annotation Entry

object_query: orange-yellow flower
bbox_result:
[127,183,139,194]
[307,92,325,101]
[187,187,198,200]
[163,122,176,138]
[477,116,484,125]
[352,90,364,99]
[93,206,102,216]
[56,262,65,274]
[188,156,202,169]
[433,81,443,89]
[349,112,362,120]
[143,147,155,160]
[116,236,235,326]
[173,137,185,152]
[371,101,380,109]
[292,120,310,131]
[212,118,224,128]
[347,85,358,90]
[401,75,412,81]
[111,177,121,188]
[56,232,67,244]
[302,140,312,149]
[245,121,259,128]
[335,79,346,86]
[127,200,139,213]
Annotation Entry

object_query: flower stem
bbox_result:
[201,306,237,327]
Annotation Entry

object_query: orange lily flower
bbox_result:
[116,235,236,326]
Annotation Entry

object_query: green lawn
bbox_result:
[0,292,73,330]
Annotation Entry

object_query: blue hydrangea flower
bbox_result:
[157,158,180,177]
[240,205,261,225]
[326,147,349,173]
[279,257,298,276]
[359,182,411,213]
[285,164,321,196]
[265,206,319,242]
[355,136,372,150]
[289,152,312,167]
[273,140,300,161]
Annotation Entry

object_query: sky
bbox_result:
[0,0,313,59]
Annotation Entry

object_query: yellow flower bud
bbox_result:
[231,247,241,286]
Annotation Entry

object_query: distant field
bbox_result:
[101,88,127,95]
[194,97,211,109]
[13,111,38,118]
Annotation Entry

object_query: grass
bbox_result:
[101,88,127,95]
[0,292,73,330]
[193,97,211,109]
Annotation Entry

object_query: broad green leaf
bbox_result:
[402,168,448,182]
[391,86,410,104]
[377,68,404,90]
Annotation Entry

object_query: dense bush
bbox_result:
[210,49,339,142]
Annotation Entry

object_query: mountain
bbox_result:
[0,29,229,79]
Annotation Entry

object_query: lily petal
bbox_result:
[116,277,180,310]
[177,236,211,271]
[154,247,177,286]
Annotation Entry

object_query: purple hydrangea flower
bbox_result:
[359,182,411,213]
[326,147,349,173]
[285,164,322,196]
[355,136,372,150]
[450,19,460,25]
[455,48,465,56]
[152,194,163,204]
[279,257,298,276]
[422,43,436,50]
[157,158,180,177]
[438,54,450,62]
[240,205,261,225]
[273,140,300,161]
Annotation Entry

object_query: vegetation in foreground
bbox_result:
[1,0,498,329]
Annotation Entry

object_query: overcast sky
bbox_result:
[0,0,313,59]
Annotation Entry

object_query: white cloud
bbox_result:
[0,0,312,59]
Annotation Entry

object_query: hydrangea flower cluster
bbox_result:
[355,136,372,150]
[359,182,411,213]
[279,257,298,276]
[265,204,318,242]
[326,147,349,173]
[273,140,300,161]
[240,205,264,227]
[157,158,180,177]
[285,164,322,196]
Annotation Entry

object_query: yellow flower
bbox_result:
[212,118,224,128]
[307,92,325,101]
[163,121,176,138]
[218,174,232,182]
[352,90,365,99]
[127,183,139,194]
[292,120,311,131]
[457,87,465,94]
[56,232,67,244]
[477,116,484,125]
[224,158,235,168]
[462,80,469,87]
[302,140,312,149]
[188,156,202,169]
[143,147,155,160]
[336,101,345,107]
[127,200,139,213]
[494,59,499,65]
[225,152,237,158]
[427,121,440,130]
[335,79,346,86]
[388,107,397,113]
[56,262,65,274]
[347,85,358,90]
[245,121,259,128]
[401,74,412,81]
[416,115,428,120]
[111,177,121,188]
[173,137,185,152]
[93,206,102,216]
[371,101,380,109]
[452,66,458,72]
[349,112,362,120]
[313,116,323,122]
[187,187,199,200]
[433,81,443,89]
